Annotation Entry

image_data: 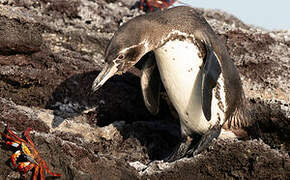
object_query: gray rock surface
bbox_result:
[0,0,289,179]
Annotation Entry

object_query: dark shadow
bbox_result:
[45,61,182,160]
[45,70,156,127]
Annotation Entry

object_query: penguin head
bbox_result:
[92,16,152,92]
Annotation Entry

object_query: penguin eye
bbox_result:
[117,54,125,60]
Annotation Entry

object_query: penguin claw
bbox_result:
[164,142,189,162]
[164,136,194,162]
[192,124,222,156]
[164,125,222,162]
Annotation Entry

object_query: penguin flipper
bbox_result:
[141,52,161,115]
[201,49,222,121]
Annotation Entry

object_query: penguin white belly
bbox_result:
[154,39,215,134]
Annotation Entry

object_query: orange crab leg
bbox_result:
[11,150,22,167]
[43,161,62,177]
[140,0,157,11]
[150,0,176,9]
[148,0,155,11]
[23,128,35,147]
[7,128,27,143]
[140,0,145,10]
[1,132,22,145]
[18,162,30,171]
[33,165,40,180]
[139,0,176,11]
[21,162,35,180]
[40,163,45,180]
[2,126,61,179]
[23,162,35,173]
[18,161,35,173]
[2,128,28,144]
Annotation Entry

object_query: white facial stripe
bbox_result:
[119,39,149,54]
[120,30,192,56]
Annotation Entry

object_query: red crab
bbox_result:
[1,126,61,180]
[139,0,177,12]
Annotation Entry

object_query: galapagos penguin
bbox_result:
[92,6,251,161]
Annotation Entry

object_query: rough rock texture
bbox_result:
[0,0,289,179]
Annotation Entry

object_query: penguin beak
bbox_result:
[92,62,119,92]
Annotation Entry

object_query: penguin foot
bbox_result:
[191,124,222,156]
[164,136,193,162]
[164,125,222,162]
